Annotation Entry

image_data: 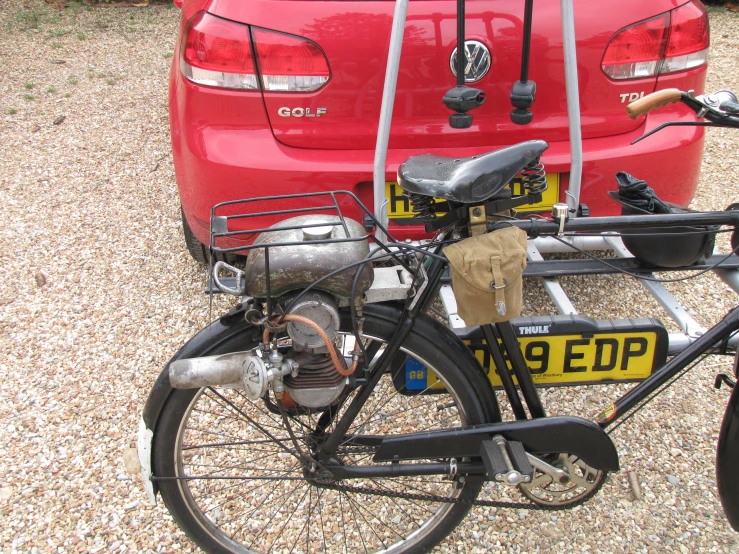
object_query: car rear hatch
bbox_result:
[208,0,700,151]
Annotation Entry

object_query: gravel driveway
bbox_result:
[1,1,739,552]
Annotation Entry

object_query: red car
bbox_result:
[170,0,710,262]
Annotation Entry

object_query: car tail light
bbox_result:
[181,12,258,90]
[180,12,330,92]
[252,28,330,92]
[661,1,710,74]
[602,0,709,80]
[601,14,669,80]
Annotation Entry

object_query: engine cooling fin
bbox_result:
[284,352,347,390]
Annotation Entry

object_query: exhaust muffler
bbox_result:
[169,350,297,401]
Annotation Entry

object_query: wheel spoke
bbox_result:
[205,388,301,460]
[337,490,350,554]
[368,478,432,523]
[265,485,312,554]
[189,470,295,505]
[342,489,373,553]
[341,489,387,552]
[182,437,293,451]
[316,487,328,552]
[241,479,305,547]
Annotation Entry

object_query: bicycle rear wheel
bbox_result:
[152,303,497,553]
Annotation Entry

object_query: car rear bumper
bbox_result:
[173,98,704,245]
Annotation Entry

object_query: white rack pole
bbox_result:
[373,0,409,244]
[561,0,583,215]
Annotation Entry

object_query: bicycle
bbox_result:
[136,87,739,553]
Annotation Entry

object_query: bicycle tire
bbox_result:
[152,303,497,553]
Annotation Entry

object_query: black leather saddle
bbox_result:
[397,140,548,204]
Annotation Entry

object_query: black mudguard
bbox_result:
[717,384,739,531]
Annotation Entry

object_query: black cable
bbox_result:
[607,353,713,435]
[345,236,459,369]
[278,241,453,318]
[349,250,376,367]
[555,229,731,238]
[520,0,534,83]
[550,234,739,283]
[427,305,447,320]
[455,0,465,86]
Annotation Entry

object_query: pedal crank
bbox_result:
[480,435,534,485]
[526,453,570,485]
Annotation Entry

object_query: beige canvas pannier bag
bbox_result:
[443,226,528,326]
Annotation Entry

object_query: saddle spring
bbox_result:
[408,193,437,222]
[521,157,547,195]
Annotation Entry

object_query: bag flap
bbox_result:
[444,227,528,293]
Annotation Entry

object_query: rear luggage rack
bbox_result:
[208,190,429,313]
[209,191,395,255]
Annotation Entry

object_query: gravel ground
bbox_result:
[1,2,739,553]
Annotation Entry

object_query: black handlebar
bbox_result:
[630,89,739,145]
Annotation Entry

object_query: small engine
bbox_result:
[282,291,348,408]
[194,215,372,409]
[167,289,353,409]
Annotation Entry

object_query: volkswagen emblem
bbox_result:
[450,40,492,83]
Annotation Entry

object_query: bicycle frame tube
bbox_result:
[596,307,739,428]
[318,251,450,459]
[316,210,739,461]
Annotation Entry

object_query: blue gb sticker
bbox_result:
[405,356,428,391]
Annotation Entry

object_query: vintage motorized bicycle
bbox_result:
[138,1,739,552]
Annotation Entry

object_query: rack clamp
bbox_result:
[552,203,569,236]
[443,86,486,129]
[510,80,536,125]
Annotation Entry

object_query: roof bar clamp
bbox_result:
[510,0,537,125]
[443,0,486,129]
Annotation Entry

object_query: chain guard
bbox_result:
[315,452,606,511]
[280,396,603,511]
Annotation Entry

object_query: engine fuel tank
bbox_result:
[243,215,374,300]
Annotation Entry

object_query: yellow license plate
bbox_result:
[403,330,662,391]
[386,173,561,219]
[469,331,658,387]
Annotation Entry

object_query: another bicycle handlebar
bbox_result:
[627,88,739,126]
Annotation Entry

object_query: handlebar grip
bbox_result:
[626,89,682,119]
